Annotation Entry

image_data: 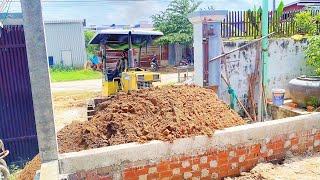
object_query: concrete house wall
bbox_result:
[221,38,313,107]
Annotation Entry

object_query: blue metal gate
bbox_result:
[0,25,39,165]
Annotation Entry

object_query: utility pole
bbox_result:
[273,0,276,11]
[20,0,58,163]
[262,0,269,121]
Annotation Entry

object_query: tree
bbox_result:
[151,0,201,45]
[84,30,99,56]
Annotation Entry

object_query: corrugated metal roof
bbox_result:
[45,19,85,24]
[90,29,163,45]
[286,0,320,7]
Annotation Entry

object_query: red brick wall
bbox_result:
[68,129,320,180]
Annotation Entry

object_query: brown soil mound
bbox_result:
[16,155,40,180]
[58,85,245,154]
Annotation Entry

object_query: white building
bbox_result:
[45,20,87,68]
[1,13,87,68]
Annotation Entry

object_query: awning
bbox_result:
[89,29,163,45]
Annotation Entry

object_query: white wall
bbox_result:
[44,22,87,68]
[221,38,313,108]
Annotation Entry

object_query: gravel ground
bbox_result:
[228,153,320,180]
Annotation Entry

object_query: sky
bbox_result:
[2,0,297,26]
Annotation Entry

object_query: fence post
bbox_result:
[262,0,269,121]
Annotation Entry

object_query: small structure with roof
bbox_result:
[284,0,320,11]
[0,13,87,68]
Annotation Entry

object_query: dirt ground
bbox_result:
[228,153,320,180]
[16,155,40,180]
[53,92,101,131]
[57,85,245,153]
[51,72,194,94]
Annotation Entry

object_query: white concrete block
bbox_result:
[200,156,208,164]
[138,175,147,180]
[289,133,296,139]
[231,163,237,169]
[148,167,157,174]
[229,151,236,158]
[184,172,192,179]
[192,164,199,171]
[201,169,209,177]
[267,150,274,157]
[182,160,190,168]
[211,173,218,179]
[40,161,59,180]
[239,155,246,163]
[210,160,218,168]
[172,168,180,175]
[284,140,291,148]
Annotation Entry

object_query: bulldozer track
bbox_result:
[87,96,115,121]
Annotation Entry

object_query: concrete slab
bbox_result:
[40,160,59,180]
[268,100,317,120]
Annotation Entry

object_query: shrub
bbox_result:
[304,36,320,75]
[50,65,77,72]
[294,11,317,35]
[306,96,319,108]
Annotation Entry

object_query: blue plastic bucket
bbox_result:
[272,88,286,107]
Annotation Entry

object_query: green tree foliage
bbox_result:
[272,1,284,34]
[294,12,317,35]
[246,6,262,37]
[305,35,320,75]
[151,0,201,45]
[84,30,99,56]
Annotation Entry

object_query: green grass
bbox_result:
[50,65,101,82]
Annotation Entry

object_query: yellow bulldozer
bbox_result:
[87,29,163,120]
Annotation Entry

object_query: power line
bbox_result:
[1,0,13,25]
[0,0,8,12]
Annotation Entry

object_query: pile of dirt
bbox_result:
[16,155,41,180]
[58,85,245,153]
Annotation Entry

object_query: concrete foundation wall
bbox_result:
[59,113,320,179]
[221,38,313,107]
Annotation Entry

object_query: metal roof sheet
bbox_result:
[285,0,320,7]
[89,29,163,45]
[45,19,85,24]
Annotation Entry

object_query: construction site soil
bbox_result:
[58,85,246,154]
[16,155,40,180]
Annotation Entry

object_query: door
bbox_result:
[0,25,39,165]
[48,56,54,66]
[61,50,72,66]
